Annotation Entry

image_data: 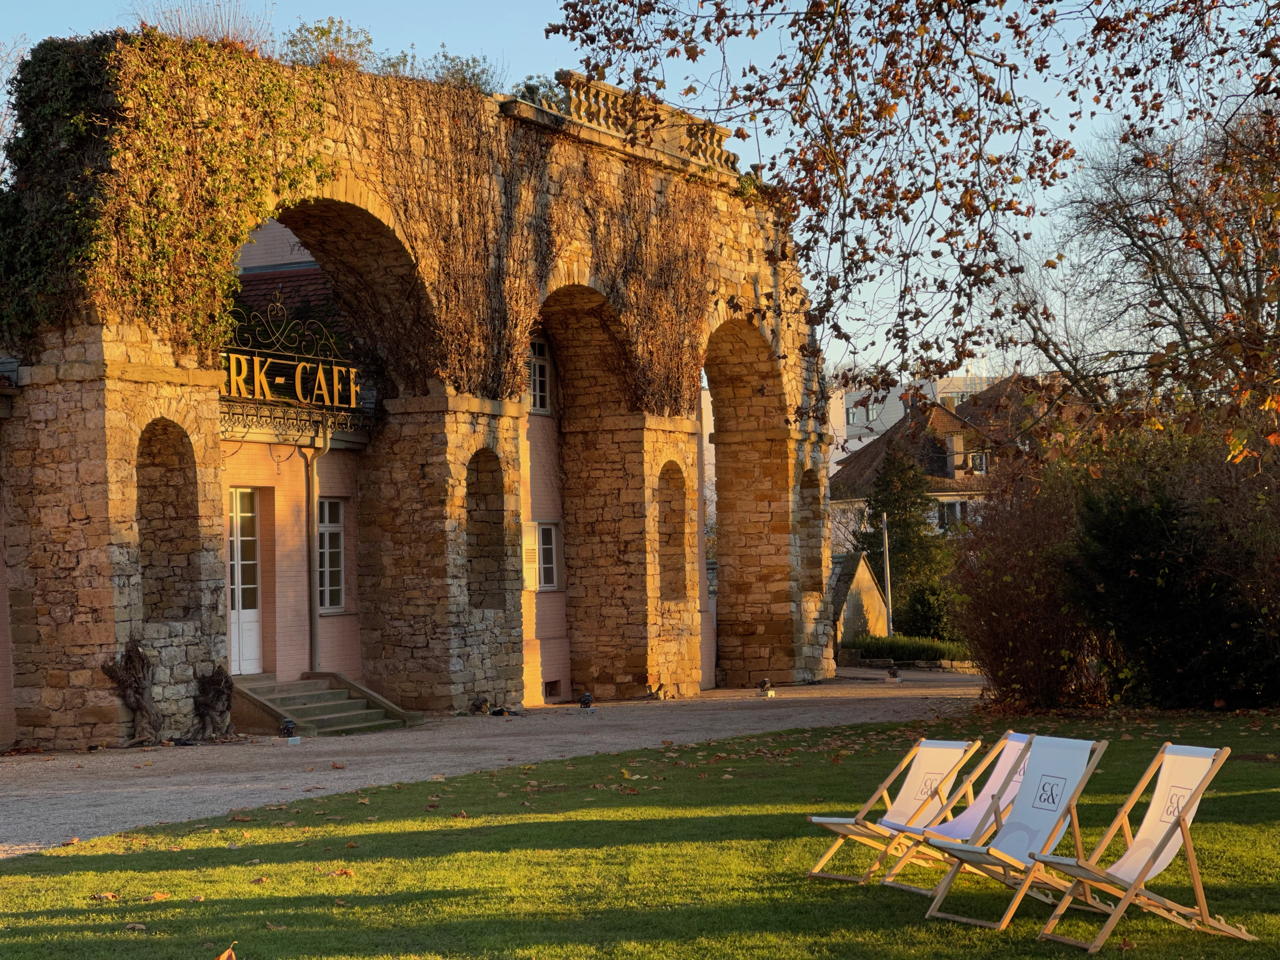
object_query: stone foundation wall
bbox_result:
[141,619,209,736]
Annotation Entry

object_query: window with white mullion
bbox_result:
[317,498,345,612]
[529,340,551,414]
[537,523,559,589]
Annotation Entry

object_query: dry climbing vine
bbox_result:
[2,31,742,414]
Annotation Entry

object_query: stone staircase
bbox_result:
[234,674,420,737]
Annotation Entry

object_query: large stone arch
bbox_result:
[704,314,831,684]
[270,194,435,396]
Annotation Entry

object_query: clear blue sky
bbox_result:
[5,1,581,84]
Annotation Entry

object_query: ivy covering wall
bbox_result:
[0,30,720,415]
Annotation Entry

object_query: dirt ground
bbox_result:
[0,669,982,858]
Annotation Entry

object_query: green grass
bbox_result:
[1,710,1278,959]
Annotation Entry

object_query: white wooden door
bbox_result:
[227,487,262,675]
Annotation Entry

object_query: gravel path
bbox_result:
[0,669,981,858]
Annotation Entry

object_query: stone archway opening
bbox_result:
[536,284,640,699]
[703,315,792,687]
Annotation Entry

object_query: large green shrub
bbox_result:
[1066,430,1280,709]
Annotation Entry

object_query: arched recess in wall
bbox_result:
[137,418,201,623]
[703,315,791,686]
[657,461,688,601]
[798,468,823,594]
[465,447,505,610]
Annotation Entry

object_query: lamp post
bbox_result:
[881,511,894,637]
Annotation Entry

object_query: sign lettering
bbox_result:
[221,352,363,409]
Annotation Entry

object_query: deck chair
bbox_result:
[880,731,1033,896]
[1035,743,1257,953]
[923,735,1109,930]
[807,737,981,883]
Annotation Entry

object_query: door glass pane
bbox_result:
[239,562,257,588]
[240,585,258,609]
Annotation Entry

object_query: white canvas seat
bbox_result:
[806,737,980,883]
[880,731,1033,895]
[923,735,1108,931]
[1035,743,1257,953]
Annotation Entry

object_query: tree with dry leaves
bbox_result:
[549,1,1280,448]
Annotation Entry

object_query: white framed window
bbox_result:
[537,523,559,589]
[529,340,551,414]
[844,404,858,426]
[968,451,987,474]
[317,498,344,612]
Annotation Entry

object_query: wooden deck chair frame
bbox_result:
[881,731,1033,897]
[807,737,981,884]
[924,737,1109,932]
[1035,743,1257,953]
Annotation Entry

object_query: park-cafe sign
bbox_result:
[220,351,363,409]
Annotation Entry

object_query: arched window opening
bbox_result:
[466,448,505,610]
[658,461,688,601]
[799,469,823,594]
[137,418,201,621]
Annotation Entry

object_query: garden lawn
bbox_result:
[1,711,1277,959]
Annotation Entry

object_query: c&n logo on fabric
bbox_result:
[1032,774,1067,811]
[1161,787,1192,823]
[916,773,944,801]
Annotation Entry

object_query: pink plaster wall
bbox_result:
[220,442,362,682]
[525,412,569,701]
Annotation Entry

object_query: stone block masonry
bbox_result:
[0,58,836,750]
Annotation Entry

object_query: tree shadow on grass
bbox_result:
[0,875,1273,960]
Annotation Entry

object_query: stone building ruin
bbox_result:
[0,35,834,751]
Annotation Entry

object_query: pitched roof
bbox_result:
[830,386,1010,502]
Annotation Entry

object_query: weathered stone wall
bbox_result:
[3,65,836,749]
[358,390,524,712]
[2,321,124,748]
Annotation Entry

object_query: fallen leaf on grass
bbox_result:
[328,868,355,877]
[357,797,370,805]
[214,943,237,960]
[331,761,346,769]
[124,923,147,932]
[229,815,254,823]
[453,810,469,819]
[346,841,359,848]
[250,876,270,884]
[334,898,350,907]
[89,892,118,902]
[190,895,206,902]
[266,922,286,931]
[62,837,80,846]
[144,892,171,902]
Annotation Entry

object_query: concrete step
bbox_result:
[288,698,370,720]
[272,688,350,709]
[238,678,333,699]
[307,708,391,730]
[316,718,405,737]
[233,672,408,738]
